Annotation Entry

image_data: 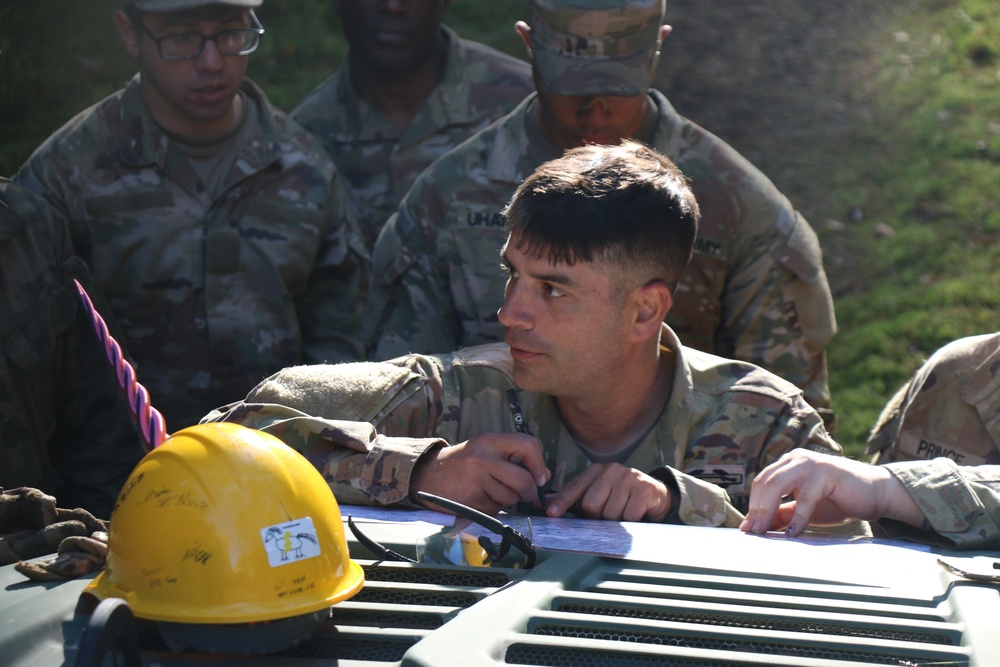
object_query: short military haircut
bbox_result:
[126,3,248,21]
[503,140,699,295]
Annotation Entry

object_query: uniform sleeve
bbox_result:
[880,459,1000,549]
[719,206,836,426]
[202,358,449,506]
[364,185,462,361]
[299,176,369,364]
[649,467,745,527]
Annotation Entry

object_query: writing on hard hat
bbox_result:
[85,423,364,629]
[125,0,262,12]
[527,0,665,96]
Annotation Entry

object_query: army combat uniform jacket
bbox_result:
[292,26,533,248]
[365,91,836,421]
[17,77,366,430]
[881,459,1000,550]
[0,179,143,518]
[868,332,1000,467]
[206,325,841,527]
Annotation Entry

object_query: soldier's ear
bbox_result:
[628,281,672,344]
[515,21,532,58]
[116,10,140,61]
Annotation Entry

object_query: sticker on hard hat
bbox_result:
[261,517,321,567]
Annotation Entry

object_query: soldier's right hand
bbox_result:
[409,433,550,515]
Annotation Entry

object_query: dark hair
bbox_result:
[126,4,248,23]
[503,141,699,295]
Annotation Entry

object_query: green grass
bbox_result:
[822,0,1000,454]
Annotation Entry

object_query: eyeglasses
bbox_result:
[348,491,536,569]
[133,10,264,60]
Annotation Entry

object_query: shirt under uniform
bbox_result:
[291,25,533,249]
[365,90,837,422]
[205,324,842,528]
[16,76,367,429]
[0,179,142,518]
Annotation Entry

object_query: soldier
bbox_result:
[207,142,844,527]
[742,448,1000,550]
[291,0,533,248]
[16,0,367,430]
[867,332,1000,466]
[0,179,143,519]
[365,0,837,429]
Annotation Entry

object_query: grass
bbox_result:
[1,0,995,458]
[820,0,1000,454]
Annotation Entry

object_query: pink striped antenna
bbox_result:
[73,279,168,451]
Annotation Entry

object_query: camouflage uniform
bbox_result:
[365,91,836,422]
[206,324,841,527]
[867,332,1000,466]
[0,179,143,519]
[880,459,1000,550]
[16,76,367,430]
[291,26,533,248]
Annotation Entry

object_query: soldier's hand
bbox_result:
[410,432,549,516]
[740,449,923,536]
[547,463,671,522]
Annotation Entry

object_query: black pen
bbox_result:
[506,388,548,510]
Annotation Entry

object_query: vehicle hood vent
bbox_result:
[125,553,989,665]
[132,559,520,663]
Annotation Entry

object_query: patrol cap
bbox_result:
[125,0,261,12]
[527,0,665,96]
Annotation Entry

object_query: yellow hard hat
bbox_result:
[86,423,364,624]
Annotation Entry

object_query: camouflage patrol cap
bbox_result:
[527,0,665,96]
[125,0,261,12]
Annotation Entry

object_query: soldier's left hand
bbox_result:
[545,462,672,522]
[740,449,924,536]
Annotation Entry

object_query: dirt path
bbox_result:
[653,1,898,297]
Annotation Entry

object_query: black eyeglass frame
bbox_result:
[347,492,537,569]
[130,9,264,61]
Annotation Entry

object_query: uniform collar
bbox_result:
[424,25,480,127]
[107,75,282,194]
[655,323,695,471]
[483,92,543,184]
[646,89,682,152]
[336,25,478,146]
[484,89,681,185]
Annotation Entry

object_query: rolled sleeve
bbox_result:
[881,459,1000,549]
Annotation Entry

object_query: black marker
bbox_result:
[506,388,548,510]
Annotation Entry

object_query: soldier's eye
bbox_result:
[543,283,566,298]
